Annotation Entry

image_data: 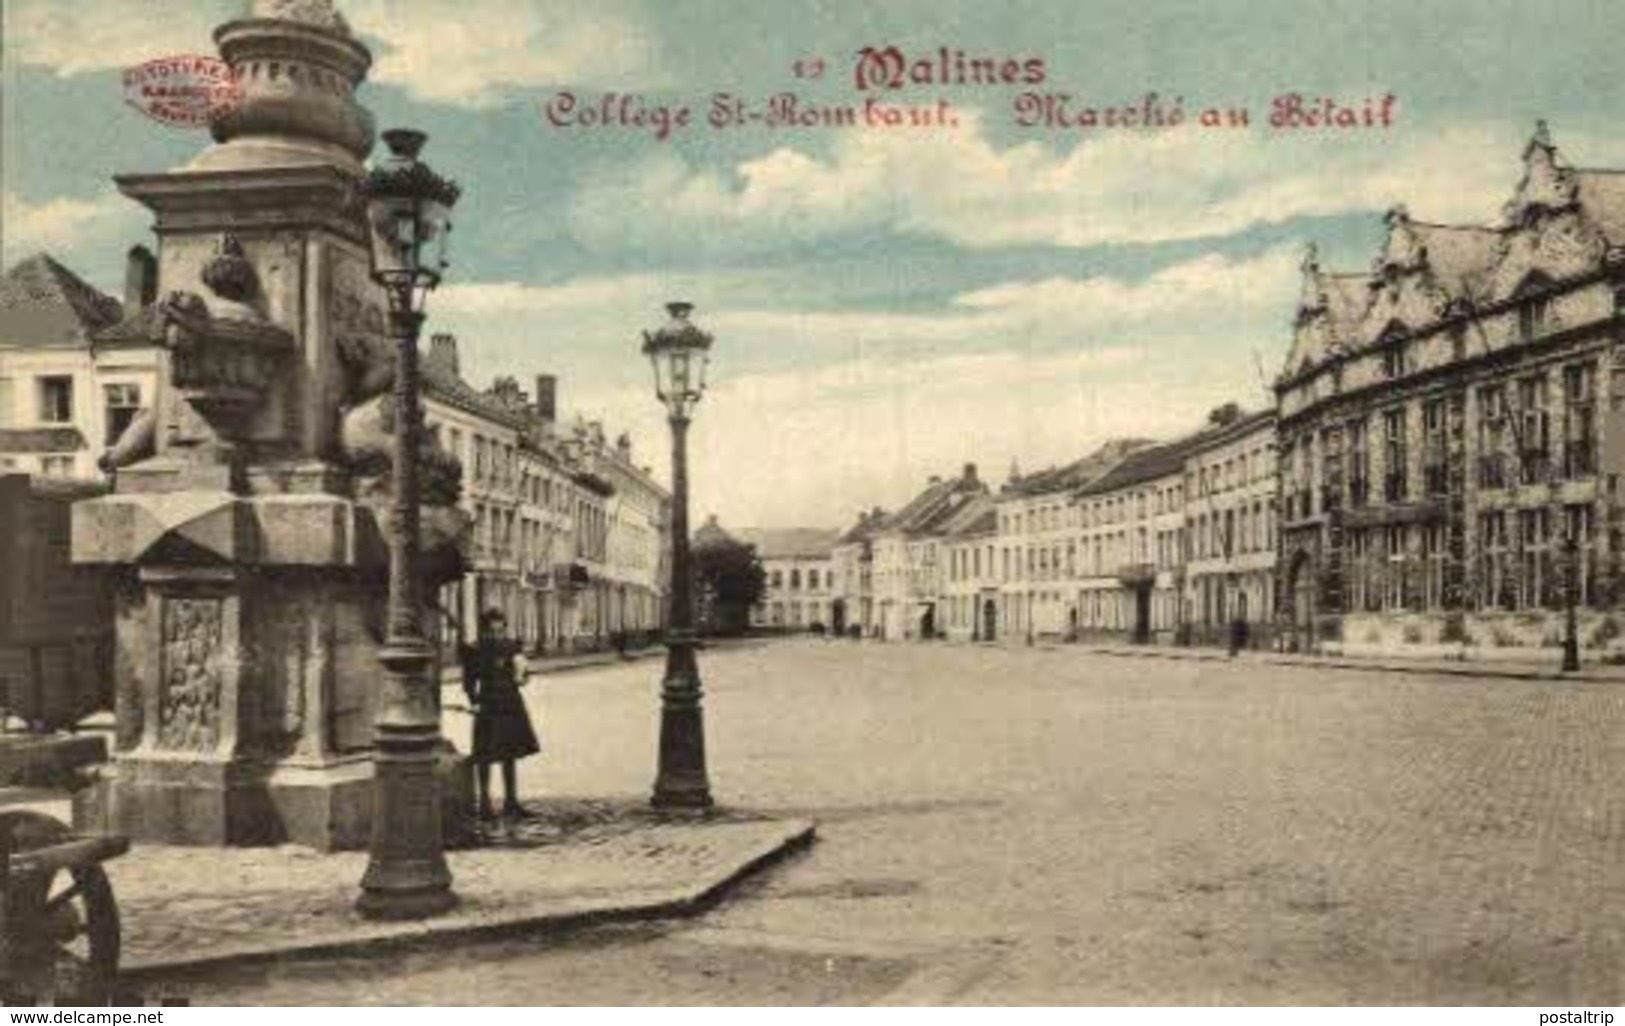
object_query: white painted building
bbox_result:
[738,528,841,630]
[0,250,164,481]
[1182,408,1278,648]
[869,464,988,641]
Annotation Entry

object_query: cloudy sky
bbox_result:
[5,0,1625,528]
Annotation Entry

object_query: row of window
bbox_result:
[945,503,1277,584]
[756,600,832,627]
[768,567,830,591]
[1338,506,1595,614]
[1284,360,1598,519]
[0,376,142,445]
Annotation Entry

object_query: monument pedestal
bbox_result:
[71,0,472,851]
[73,489,470,851]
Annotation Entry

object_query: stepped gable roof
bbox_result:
[732,527,841,560]
[1407,219,1502,296]
[1321,272,1370,325]
[1575,169,1625,244]
[1285,124,1625,384]
[0,254,123,349]
[1002,437,1154,498]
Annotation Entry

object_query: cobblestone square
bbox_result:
[177,639,1625,1003]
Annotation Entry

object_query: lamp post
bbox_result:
[1562,528,1582,673]
[644,302,715,810]
[356,128,462,919]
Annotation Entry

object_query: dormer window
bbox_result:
[1518,296,1549,342]
[1382,344,1405,380]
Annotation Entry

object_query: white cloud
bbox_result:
[568,114,1625,255]
[344,0,661,108]
[1,191,143,275]
[3,0,660,108]
[5,0,223,74]
[435,246,1299,528]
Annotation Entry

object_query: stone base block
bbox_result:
[74,749,472,851]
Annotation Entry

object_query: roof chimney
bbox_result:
[534,374,557,422]
[124,245,156,314]
[963,462,978,484]
[428,333,459,375]
[929,474,942,486]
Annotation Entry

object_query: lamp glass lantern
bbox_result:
[642,302,713,419]
[364,128,460,311]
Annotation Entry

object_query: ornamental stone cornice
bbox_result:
[115,165,366,243]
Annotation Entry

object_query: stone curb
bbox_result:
[1071,644,1625,684]
[120,818,817,981]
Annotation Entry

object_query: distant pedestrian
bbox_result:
[461,608,540,819]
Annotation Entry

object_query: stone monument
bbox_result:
[72,0,469,849]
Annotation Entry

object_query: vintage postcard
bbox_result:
[1,0,1623,1011]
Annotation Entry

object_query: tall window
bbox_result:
[1517,374,1550,485]
[1348,529,1370,612]
[1422,525,1446,610]
[1564,361,1597,479]
[1348,417,1369,508]
[103,383,141,445]
[1478,385,1507,489]
[1518,295,1549,342]
[1297,435,1313,518]
[1519,507,1552,609]
[1423,398,1448,497]
[1564,504,1596,606]
[1480,512,1510,609]
[1384,525,1408,610]
[1383,408,1408,502]
[1382,341,1406,379]
[38,376,72,424]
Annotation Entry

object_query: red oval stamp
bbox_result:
[122,55,244,129]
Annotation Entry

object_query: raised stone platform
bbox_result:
[109,800,815,978]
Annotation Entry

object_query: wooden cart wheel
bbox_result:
[1,811,121,1005]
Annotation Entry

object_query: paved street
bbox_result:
[152,640,1625,1004]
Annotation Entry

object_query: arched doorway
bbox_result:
[1288,551,1315,652]
[982,598,997,642]
[918,604,936,640]
[831,598,848,637]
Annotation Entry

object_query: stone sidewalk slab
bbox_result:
[107,800,814,978]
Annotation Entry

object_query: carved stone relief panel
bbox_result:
[159,596,224,752]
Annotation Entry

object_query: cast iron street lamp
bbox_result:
[1562,529,1582,673]
[357,128,462,919]
[644,302,715,810]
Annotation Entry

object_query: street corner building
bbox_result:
[421,356,671,661]
[1275,122,1625,661]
